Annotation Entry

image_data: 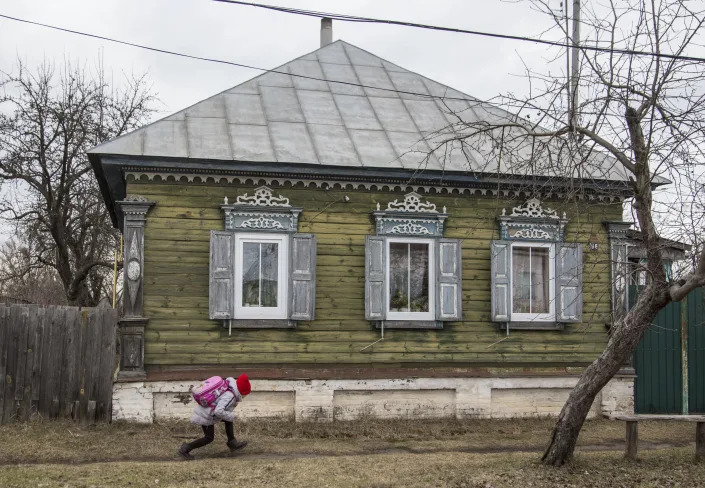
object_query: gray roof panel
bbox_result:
[309,124,360,166]
[349,129,400,168]
[184,94,226,119]
[260,86,305,123]
[229,124,276,162]
[268,121,318,163]
[354,65,397,98]
[333,94,382,130]
[404,99,452,134]
[224,93,267,125]
[88,40,632,183]
[368,97,417,133]
[298,90,344,126]
[320,62,365,96]
[288,59,329,91]
[142,120,188,158]
[187,117,232,160]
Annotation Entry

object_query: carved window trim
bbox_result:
[493,199,575,331]
[498,198,569,242]
[373,192,447,238]
[221,186,301,233]
[366,193,460,329]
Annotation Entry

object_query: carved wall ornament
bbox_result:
[123,194,149,203]
[372,194,447,237]
[234,186,290,207]
[240,216,285,230]
[510,227,553,240]
[498,199,569,242]
[505,198,564,219]
[127,259,141,281]
[126,234,141,307]
[386,192,438,213]
[125,171,627,203]
[389,222,432,235]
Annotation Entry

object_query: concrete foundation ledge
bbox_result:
[112,376,634,423]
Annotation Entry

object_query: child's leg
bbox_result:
[182,425,215,452]
[223,421,235,442]
[224,420,248,451]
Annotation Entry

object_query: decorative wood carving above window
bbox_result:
[221,186,301,233]
[491,199,582,330]
[373,192,448,237]
[498,198,569,242]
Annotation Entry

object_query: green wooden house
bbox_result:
[90,31,646,422]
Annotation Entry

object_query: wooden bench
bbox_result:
[612,414,705,461]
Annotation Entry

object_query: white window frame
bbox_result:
[385,237,435,321]
[509,242,555,322]
[234,232,288,320]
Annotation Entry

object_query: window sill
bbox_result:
[375,320,443,329]
[496,322,566,331]
[221,319,295,329]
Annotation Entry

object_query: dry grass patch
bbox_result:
[1,448,704,488]
[0,417,696,466]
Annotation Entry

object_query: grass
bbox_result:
[0,418,703,487]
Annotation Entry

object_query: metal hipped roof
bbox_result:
[88,40,632,183]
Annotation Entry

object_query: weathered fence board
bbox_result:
[0,303,117,424]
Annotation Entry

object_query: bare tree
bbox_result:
[0,238,67,305]
[0,59,155,306]
[427,0,705,465]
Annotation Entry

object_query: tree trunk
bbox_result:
[541,284,669,465]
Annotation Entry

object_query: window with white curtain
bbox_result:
[386,238,435,321]
[234,233,288,319]
[510,243,555,321]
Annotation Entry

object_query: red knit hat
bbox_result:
[236,374,251,396]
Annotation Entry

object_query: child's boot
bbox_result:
[227,438,248,452]
[178,443,195,460]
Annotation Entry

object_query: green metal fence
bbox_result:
[632,286,704,414]
[687,287,704,413]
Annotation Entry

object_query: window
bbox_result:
[208,187,316,329]
[387,238,435,321]
[365,192,462,328]
[510,243,555,322]
[235,233,288,319]
[491,198,582,329]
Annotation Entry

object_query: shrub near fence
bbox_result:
[0,302,117,424]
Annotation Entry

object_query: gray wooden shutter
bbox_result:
[365,235,386,320]
[289,233,317,321]
[556,243,583,323]
[490,240,511,322]
[209,231,235,320]
[436,239,462,321]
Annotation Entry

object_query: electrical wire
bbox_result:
[0,12,478,102]
[212,0,705,64]
[2,10,702,117]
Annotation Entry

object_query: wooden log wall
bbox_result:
[130,177,623,368]
[0,303,117,424]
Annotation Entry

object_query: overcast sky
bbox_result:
[1,0,559,120]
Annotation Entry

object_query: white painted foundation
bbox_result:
[112,375,634,423]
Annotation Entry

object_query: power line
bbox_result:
[0,12,698,120]
[213,0,705,64]
[0,12,477,102]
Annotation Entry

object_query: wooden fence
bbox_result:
[0,303,117,424]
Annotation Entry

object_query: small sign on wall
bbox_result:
[588,242,599,251]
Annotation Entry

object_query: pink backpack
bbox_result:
[192,376,233,409]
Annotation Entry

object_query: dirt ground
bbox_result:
[0,418,703,487]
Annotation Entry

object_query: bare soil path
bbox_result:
[1,418,703,487]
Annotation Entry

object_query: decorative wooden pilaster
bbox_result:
[117,196,155,380]
[604,221,633,324]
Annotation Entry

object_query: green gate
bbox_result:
[632,286,704,414]
[687,287,704,413]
